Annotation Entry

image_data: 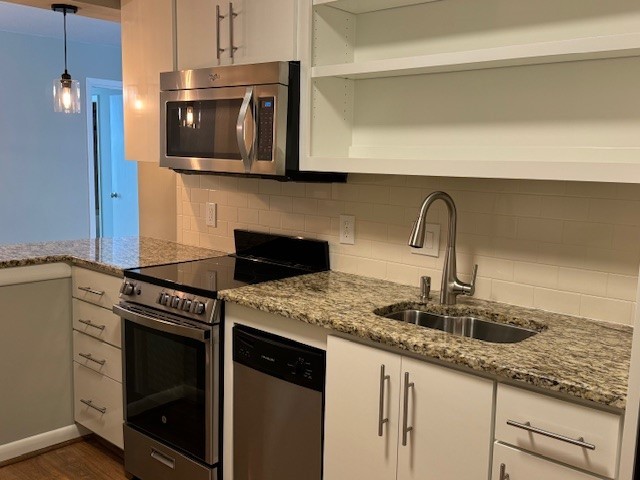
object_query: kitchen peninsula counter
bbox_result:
[0,237,223,275]
[220,270,632,410]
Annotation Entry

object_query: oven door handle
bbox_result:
[236,86,255,173]
[113,304,209,342]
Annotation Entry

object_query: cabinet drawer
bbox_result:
[73,299,122,347]
[72,267,122,309]
[492,442,601,480]
[495,384,621,478]
[73,331,122,383]
[73,362,124,449]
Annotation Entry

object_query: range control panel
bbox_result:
[256,97,275,161]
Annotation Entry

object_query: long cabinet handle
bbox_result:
[506,420,596,450]
[78,318,106,331]
[401,371,414,446]
[378,365,390,437]
[229,2,238,60]
[78,352,106,366]
[78,286,105,296]
[80,398,107,414]
[499,463,510,480]
[216,4,225,59]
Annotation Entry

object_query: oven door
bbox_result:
[116,304,219,466]
[160,84,287,176]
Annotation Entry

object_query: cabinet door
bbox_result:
[397,357,494,480]
[176,0,231,69]
[121,0,174,162]
[324,336,401,480]
[234,0,297,64]
[492,443,601,480]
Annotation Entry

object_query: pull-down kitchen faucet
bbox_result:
[409,191,478,305]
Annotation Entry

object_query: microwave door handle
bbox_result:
[236,86,254,173]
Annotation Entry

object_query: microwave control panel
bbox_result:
[257,97,275,161]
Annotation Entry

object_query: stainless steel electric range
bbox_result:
[113,230,330,480]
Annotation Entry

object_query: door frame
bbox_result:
[85,77,123,238]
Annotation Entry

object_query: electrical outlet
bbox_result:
[206,202,217,227]
[339,215,355,245]
[410,223,440,257]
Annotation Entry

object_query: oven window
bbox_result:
[124,321,206,461]
[166,99,243,160]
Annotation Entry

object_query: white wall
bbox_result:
[178,174,640,325]
[0,29,121,244]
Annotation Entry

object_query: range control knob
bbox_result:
[120,281,135,296]
[159,293,170,306]
[171,296,181,308]
[182,299,193,311]
[194,301,206,315]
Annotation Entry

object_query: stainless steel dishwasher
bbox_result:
[233,324,325,480]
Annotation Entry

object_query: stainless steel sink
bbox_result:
[383,310,538,344]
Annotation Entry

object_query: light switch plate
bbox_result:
[410,223,440,257]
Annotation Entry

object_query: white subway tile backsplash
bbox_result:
[178,174,639,325]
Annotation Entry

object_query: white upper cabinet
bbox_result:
[301,0,640,182]
[176,0,298,70]
[121,0,175,163]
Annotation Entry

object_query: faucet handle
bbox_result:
[420,276,431,303]
[467,264,478,296]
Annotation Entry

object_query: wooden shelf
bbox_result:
[313,0,441,14]
[303,147,640,183]
[312,33,640,79]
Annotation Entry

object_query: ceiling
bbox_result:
[0,1,120,46]
[5,0,120,21]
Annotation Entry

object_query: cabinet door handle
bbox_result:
[80,398,107,414]
[78,286,105,296]
[78,318,106,331]
[151,449,176,469]
[229,2,238,60]
[506,420,596,450]
[499,463,510,480]
[216,4,226,59]
[401,371,414,446]
[78,352,106,366]
[378,364,390,437]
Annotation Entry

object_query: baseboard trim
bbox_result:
[0,424,88,464]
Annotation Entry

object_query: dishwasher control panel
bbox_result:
[233,324,325,392]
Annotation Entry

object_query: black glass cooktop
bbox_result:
[125,230,331,297]
[125,254,314,298]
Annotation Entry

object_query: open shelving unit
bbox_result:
[302,0,640,182]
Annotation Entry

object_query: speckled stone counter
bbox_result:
[0,237,224,275]
[219,271,632,410]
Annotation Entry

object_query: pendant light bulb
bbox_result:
[52,4,80,114]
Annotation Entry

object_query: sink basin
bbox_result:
[383,310,538,344]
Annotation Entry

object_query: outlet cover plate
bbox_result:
[206,202,217,227]
[410,223,440,257]
[339,215,355,245]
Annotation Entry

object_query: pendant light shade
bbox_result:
[52,4,80,114]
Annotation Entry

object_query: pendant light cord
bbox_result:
[63,8,68,73]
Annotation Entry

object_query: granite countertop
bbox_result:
[220,271,632,410]
[0,237,224,275]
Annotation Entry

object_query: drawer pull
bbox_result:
[80,398,107,414]
[151,449,176,469]
[78,286,105,296]
[499,463,510,480]
[506,420,596,450]
[378,364,390,437]
[78,319,106,331]
[78,352,106,366]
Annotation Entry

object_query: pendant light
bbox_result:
[52,4,80,114]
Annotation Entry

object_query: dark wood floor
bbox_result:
[0,437,127,480]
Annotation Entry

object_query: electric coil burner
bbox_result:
[114,230,330,480]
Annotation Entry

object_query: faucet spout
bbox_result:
[409,191,477,305]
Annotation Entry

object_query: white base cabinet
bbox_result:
[71,267,124,449]
[324,336,494,480]
[492,443,602,480]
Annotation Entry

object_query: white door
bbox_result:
[323,336,401,480]
[397,356,494,480]
[492,443,602,480]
